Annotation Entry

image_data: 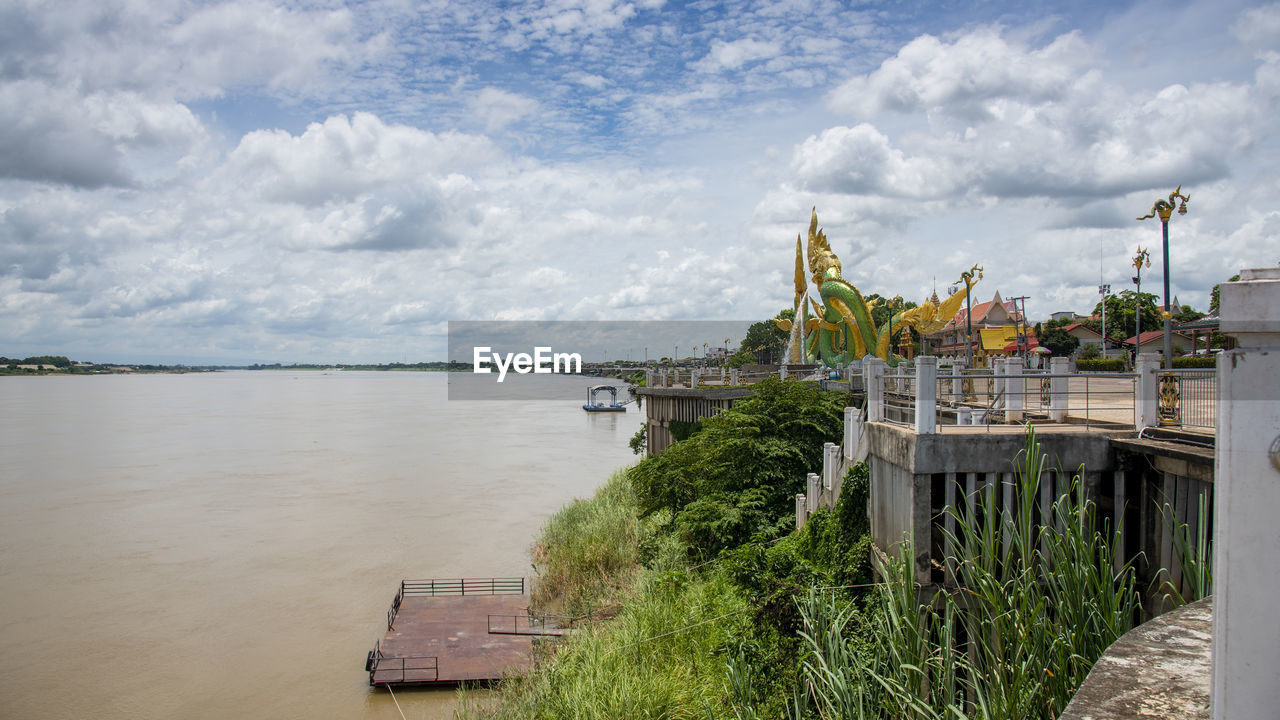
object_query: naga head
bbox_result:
[805,207,842,285]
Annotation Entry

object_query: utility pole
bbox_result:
[1009,295,1030,362]
[1099,284,1111,358]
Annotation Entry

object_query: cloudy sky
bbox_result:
[2,0,1278,364]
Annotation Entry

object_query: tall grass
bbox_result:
[795,427,1142,720]
[462,468,752,720]
[1155,492,1213,610]
[530,470,641,617]
[460,569,748,720]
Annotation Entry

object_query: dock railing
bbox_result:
[486,612,579,636]
[387,577,525,630]
[369,652,439,685]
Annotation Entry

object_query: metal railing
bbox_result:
[487,613,578,636]
[368,652,439,685]
[931,371,1137,429]
[387,577,525,630]
[1158,369,1217,429]
[400,577,525,597]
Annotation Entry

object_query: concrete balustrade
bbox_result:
[1050,356,1070,422]
[1213,267,1280,720]
[1005,359,1023,423]
[914,355,938,434]
[1135,352,1160,429]
[864,358,886,423]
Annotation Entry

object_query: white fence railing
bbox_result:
[865,353,1215,433]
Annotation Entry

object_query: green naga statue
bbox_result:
[774,209,978,367]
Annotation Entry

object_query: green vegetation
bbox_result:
[1075,357,1125,372]
[630,379,847,560]
[794,428,1141,720]
[529,471,641,618]
[462,379,854,720]
[468,391,1176,720]
[1036,324,1079,357]
[739,310,793,365]
[1172,356,1216,368]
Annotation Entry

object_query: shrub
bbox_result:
[1173,355,1215,368]
[1076,358,1125,372]
[628,379,846,559]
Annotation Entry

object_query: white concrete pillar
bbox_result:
[1005,360,1023,423]
[1050,356,1071,422]
[952,358,966,403]
[843,406,860,460]
[1213,267,1280,720]
[827,442,844,507]
[823,442,839,491]
[645,369,653,387]
[690,369,699,388]
[780,365,787,381]
[915,355,938,434]
[796,493,807,529]
[1134,353,1161,430]
[729,368,739,386]
[864,358,886,422]
[992,357,1007,409]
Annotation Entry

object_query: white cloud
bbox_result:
[791,124,957,199]
[826,28,1093,120]
[222,113,501,207]
[1232,2,1280,51]
[695,38,783,72]
[469,88,539,132]
[808,26,1268,201]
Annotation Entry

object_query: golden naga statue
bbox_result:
[774,209,977,366]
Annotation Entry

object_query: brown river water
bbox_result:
[0,371,636,719]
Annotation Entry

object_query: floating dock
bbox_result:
[366,578,535,687]
[583,384,627,412]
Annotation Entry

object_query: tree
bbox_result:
[629,379,846,558]
[863,294,919,330]
[1088,290,1160,342]
[1210,274,1241,314]
[741,309,793,364]
[1038,327,1080,357]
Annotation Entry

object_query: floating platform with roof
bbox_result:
[583,385,627,412]
[365,578,548,687]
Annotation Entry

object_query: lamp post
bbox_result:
[1131,247,1151,362]
[1138,186,1190,369]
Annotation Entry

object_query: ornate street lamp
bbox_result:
[1138,186,1190,369]
[954,266,983,368]
[1131,247,1151,361]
